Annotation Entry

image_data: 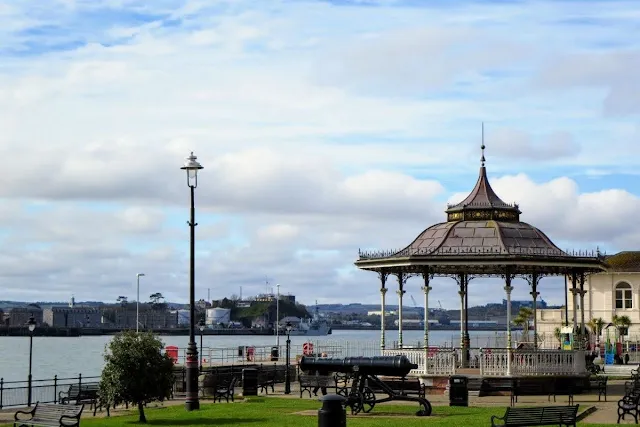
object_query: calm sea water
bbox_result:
[0,329,512,383]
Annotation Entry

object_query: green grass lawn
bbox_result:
[1,398,618,426]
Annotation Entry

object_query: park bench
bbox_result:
[491,405,579,427]
[510,380,552,406]
[546,378,576,406]
[14,402,84,427]
[213,376,238,403]
[588,375,607,402]
[257,369,276,394]
[618,391,640,424]
[298,373,334,398]
[58,383,99,406]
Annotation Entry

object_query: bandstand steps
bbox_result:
[602,364,639,376]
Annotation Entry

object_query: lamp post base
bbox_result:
[184,341,200,411]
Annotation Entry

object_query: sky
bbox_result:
[0,0,639,309]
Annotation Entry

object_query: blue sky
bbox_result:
[0,0,638,308]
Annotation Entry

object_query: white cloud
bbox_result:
[0,0,638,309]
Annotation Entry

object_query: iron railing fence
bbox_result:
[0,374,100,409]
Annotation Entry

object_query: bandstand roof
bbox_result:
[355,145,606,276]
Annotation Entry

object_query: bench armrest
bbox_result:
[14,407,36,421]
[490,414,505,427]
[60,414,81,427]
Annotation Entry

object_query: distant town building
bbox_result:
[105,308,178,329]
[367,310,397,316]
[43,306,101,327]
[6,305,44,326]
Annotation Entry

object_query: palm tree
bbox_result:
[612,314,632,341]
[588,317,606,346]
[554,326,563,348]
[514,307,534,342]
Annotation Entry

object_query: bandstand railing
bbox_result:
[382,348,456,375]
[382,347,587,377]
[480,348,586,376]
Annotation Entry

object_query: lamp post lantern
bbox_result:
[198,319,205,372]
[181,151,203,411]
[136,273,145,333]
[27,316,36,407]
[285,321,292,394]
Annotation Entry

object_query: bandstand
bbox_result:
[355,145,607,383]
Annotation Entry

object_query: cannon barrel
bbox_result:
[299,355,418,377]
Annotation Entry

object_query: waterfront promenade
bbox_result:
[0,379,633,425]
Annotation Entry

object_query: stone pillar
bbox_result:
[530,273,540,349]
[396,272,405,349]
[505,273,513,376]
[379,272,388,351]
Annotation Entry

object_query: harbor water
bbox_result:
[0,329,515,382]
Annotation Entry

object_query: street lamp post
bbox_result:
[136,273,145,333]
[276,284,280,348]
[285,322,292,395]
[199,319,205,372]
[181,151,203,412]
[27,316,36,407]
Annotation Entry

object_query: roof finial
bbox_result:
[481,122,486,167]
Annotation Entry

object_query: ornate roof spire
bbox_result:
[481,122,486,167]
[445,124,521,222]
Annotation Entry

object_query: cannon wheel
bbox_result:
[416,399,432,417]
[336,386,349,398]
[362,387,376,413]
[347,391,364,415]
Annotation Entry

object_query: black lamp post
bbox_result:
[27,316,36,407]
[198,319,205,372]
[181,151,203,411]
[284,321,292,395]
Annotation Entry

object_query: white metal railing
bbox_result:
[479,348,587,376]
[382,348,457,375]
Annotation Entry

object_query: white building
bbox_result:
[537,251,640,345]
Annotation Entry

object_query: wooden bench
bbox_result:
[491,405,579,427]
[618,391,640,424]
[510,380,552,406]
[213,376,238,403]
[58,383,99,406]
[588,376,607,402]
[14,402,84,427]
[258,369,276,394]
[298,374,334,398]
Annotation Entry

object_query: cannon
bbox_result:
[300,355,432,417]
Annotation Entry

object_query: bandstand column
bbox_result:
[571,270,578,336]
[579,272,587,347]
[530,273,540,349]
[505,271,513,376]
[458,274,467,368]
[379,271,388,351]
[421,271,432,352]
[396,272,406,349]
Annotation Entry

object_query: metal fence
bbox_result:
[0,374,100,409]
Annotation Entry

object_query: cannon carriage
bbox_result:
[299,355,432,416]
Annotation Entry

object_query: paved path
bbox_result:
[0,380,629,424]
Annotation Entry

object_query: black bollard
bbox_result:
[318,394,346,427]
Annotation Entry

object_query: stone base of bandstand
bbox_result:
[417,369,592,397]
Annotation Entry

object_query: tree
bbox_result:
[99,331,174,423]
[149,293,166,311]
[513,307,534,342]
[117,296,128,307]
[588,317,605,340]
[613,314,632,341]
[554,327,563,347]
